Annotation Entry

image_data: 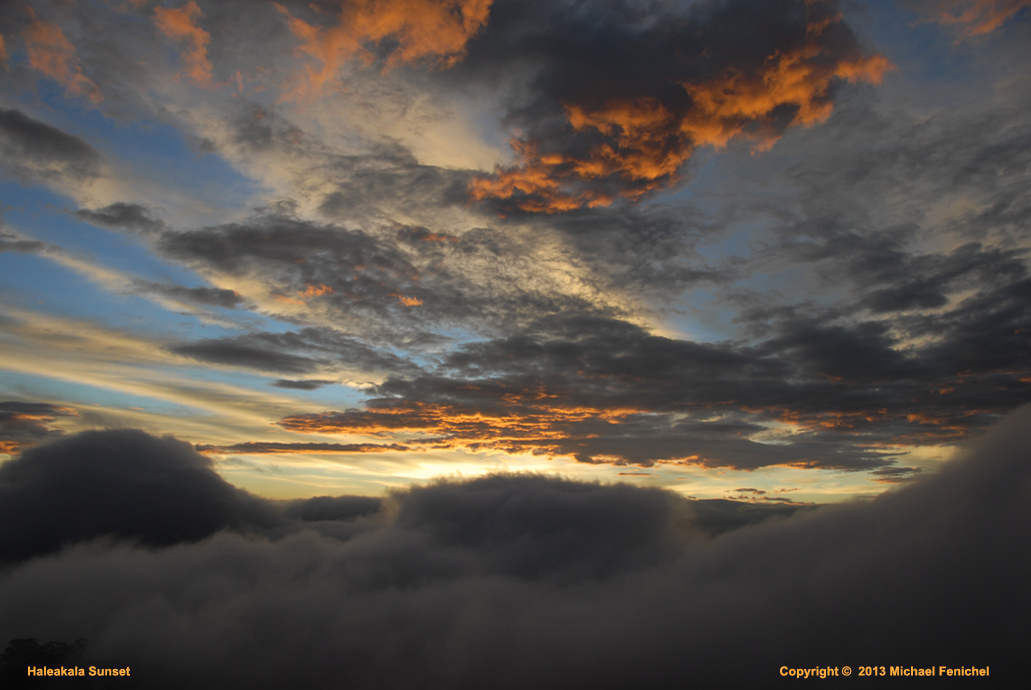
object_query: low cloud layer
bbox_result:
[1,407,1028,687]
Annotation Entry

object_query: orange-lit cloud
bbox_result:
[277,0,493,98]
[0,406,78,456]
[154,1,213,84]
[470,8,892,214]
[925,0,1031,36]
[196,441,409,454]
[397,295,423,306]
[274,283,334,305]
[0,33,8,65]
[280,399,659,464]
[0,440,22,455]
[299,283,333,298]
[22,11,102,103]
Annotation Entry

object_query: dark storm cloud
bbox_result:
[0,408,1028,687]
[75,203,167,236]
[0,401,75,455]
[0,430,278,562]
[0,108,101,182]
[454,0,890,213]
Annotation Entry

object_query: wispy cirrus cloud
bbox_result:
[921,0,1031,36]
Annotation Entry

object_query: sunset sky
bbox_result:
[1,2,1030,687]
[2,0,1029,504]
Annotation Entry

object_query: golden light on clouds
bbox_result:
[927,0,1031,36]
[277,0,493,98]
[22,9,101,103]
[470,9,892,214]
[154,0,214,85]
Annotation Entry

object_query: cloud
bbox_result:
[0,402,76,456]
[0,429,278,563]
[196,441,410,454]
[462,0,891,213]
[132,281,245,309]
[74,203,167,235]
[0,409,1027,686]
[281,494,382,522]
[170,337,324,375]
[154,1,213,85]
[20,8,101,103]
[276,0,494,99]
[0,228,46,255]
[153,207,625,345]
[268,305,1029,471]
[922,0,1031,36]
[271,379,336,390]
[0,108,101,183]
[168,327,419,380]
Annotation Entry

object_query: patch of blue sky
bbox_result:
[267,381,368,410]
[22,81,265,216]
[0,369,200,419]
[846,0,1010,114]
[1,181,197,278]
[0,245,241,342]
[661,289,740,343]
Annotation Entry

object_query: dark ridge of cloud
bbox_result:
[687,498,815,536]
[0,409,1028,687]
[385,472,687,581]
[197,441,409,454]
[75,203,167,235]
[0,108,101,181]
[0,401,76,456]
[167,328,417,378]
[282,495,383,523]
[455,0,890,213]
[271,378,335,390]
[135,282,244,309]
[170,337,323,375]
[870,466,924,484]
[0,229,46,255]
[0,430,279,563]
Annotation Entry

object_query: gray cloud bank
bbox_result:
[1,407,1029,688]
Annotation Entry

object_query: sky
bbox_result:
[0,0,1029,686]
[3,0,1030,504]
